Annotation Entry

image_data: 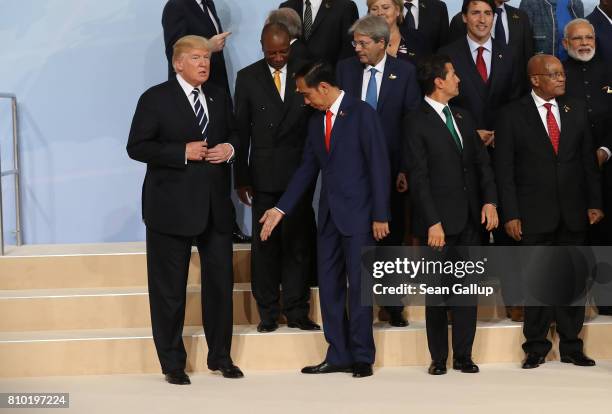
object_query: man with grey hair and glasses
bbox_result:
[337,15,420,327]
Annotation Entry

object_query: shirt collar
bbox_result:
[268,64,287,75]
[365,53,387,74]
[424,95,449,116]
[328,90,345,115]
[404,0,419,9]
[466,34,492,53]
[531,90,558,108]
[176,74,202,98]
[496,3,506,12]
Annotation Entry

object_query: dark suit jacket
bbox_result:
[336,55,420,174]
[279,0,359,66]
[406,102,497,237]
[401,0,449,55]
[290,38,313,63]
[438,37,518,130]
[448,5,534,94]
[587,7,612,63]
[277,94,391,236]
[127,79,238,236]
[234,59,312,192]
[162,0,230,94]
[494,94,602,234]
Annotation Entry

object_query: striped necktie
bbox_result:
[304,0,313,40]
[192,88,208,141]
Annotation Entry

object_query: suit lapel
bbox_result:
[506,5,520,46]
[310,0,333,37]
[423,102,462,156]
[556,96,572,156]
[522,95,557,157]
[328,94,353,157]
[202,83,220,145]
[460,38,488,102]
[256,60,285,109]
[488,42,504,97]
[171,79,202,139]
[278,62,301,124]
[378,56,395,113]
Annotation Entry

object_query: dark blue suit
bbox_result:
[587,7,612,63]
[277,93,390,365]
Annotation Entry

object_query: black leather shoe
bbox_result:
[561,352,596,366]
[453,357,479,373]
[301,361,353,374]
[352,362,373,378]
[522,353,545,369]
[389,314,408,327]
[232,223,251,243]
[257,321,278,333]
[164,370,191,385]
[428,360,447,375]
[209,363,244,378]
[287,317,321,331]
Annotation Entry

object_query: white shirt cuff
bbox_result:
[599,146,611,162]
[226,143,235,163]
[274,207,285,215]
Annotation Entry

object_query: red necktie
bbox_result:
[543,103,560,154]
[476,46,488,83]
[325,110,333,152]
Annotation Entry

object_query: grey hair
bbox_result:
[563,18,595,39]
[266,8,302,39]
[349,15,390,45]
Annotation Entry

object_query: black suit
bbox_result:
[406,101,497,362]
[162,0,230,94]
[234,59,315,323]
[494,93,602,357]
[401,0,449,55]
[439,37,518,130]
[127,78,238,373]
[279,0,359,66]
[290,38,313,63]
[448,5,534,94]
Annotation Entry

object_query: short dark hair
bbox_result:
[461,0,495,15]
[294,60,338,88]
[417,54,452,96]
[260,22,290,42]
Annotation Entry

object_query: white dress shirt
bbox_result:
[424,95,464,146]
[269,64,287,101]
[360,54,387,102]
[531,90,561,135]
[195,0,220,34]
[466,35,493,78]
[177,73,234,162]
[492,3,509,45]
[403,0,420,29]
[304,0,322,22]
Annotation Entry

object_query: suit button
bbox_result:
[588,108,593,113]
[260,106,265,110]
[268,123,274,128]
[463,168,468,173]
[584,80,589,85]
[463,187,467,191]
[582,67,587,72]
[586,94,591,99]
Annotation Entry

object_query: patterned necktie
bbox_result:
[304,0,313,40]
[543,103,560,154]
[273,70,282,95]
[442,106,462,150]
[404,2,416,30]
[192,88,209,141]
[365,67,378,109]
[495,8,507,45]
[476,46,488,83]
[325,110,333,152]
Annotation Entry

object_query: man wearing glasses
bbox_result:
[494,54,604,369]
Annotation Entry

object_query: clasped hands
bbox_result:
[186,141,233,163]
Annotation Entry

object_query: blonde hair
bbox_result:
[367,0,405,25]
[172,35,210,67]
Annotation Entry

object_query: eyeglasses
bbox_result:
[530,72,566,80]
[568,35,595,42]
[351,40,373,48]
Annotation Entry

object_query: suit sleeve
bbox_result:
[361,107,391,222]
[233,72,251,188]
[222,89,240,157]
[493,110,520,223]
[338,2,360,61]
[435,1,450,50]
[162,2,187,73]
[580,106,603,209]
[447,13,465,45]
[126,92,186,169]
[406,114,441,228]
[277,127,320,215]
[469,120,497,205]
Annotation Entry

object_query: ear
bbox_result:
[462,13,467,24]
[433,77,445,90]
[561,38,569,52]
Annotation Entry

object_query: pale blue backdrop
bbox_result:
[0,0,597,244]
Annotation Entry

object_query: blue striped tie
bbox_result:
[192,88,208,141]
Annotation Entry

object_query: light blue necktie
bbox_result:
[365,67,378,109]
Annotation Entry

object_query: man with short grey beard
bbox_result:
[562,18,612,257]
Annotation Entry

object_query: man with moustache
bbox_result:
[234,23,320,333]
[406,54,498,375]
[439,0,518,149]
[127,35,243,384]
[259,61,391,378]
[494,54,603,369]
[336,14,420,327]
